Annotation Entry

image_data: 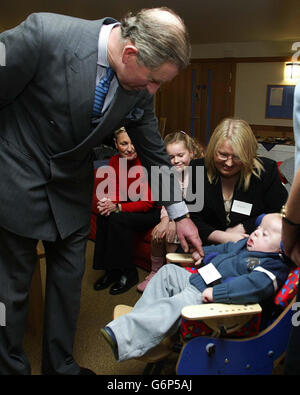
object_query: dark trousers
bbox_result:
[93,209,160,273]
[284,285,300,374]
[0,224,89,375]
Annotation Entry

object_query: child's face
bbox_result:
[247,214,282,253]
[167,141,193,173]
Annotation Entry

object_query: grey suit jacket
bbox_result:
[0,13,174,241]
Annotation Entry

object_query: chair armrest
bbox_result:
[166,253,194,267]
[182,303,262,320]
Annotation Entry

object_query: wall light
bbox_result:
[285,62,300,82]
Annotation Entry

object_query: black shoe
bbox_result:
[101,327,118,360]
[94,271,121,291]
[78,367,97,375]
[109,271,138,295]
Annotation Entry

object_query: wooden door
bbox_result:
[155,60,236,147]
[155,65,193,136]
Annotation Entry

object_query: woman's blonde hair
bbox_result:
[164,131,204,159]
[205,118,264,191]
[114,126,126,140]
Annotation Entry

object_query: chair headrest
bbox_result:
[274,267,299,308]
[255,214,266,227]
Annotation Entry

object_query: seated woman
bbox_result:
[101,213,291,361]
[190,118,288,244]
[93,127,160,295]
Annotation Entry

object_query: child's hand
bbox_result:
[191,249,203,266]
[152,218,169,240]
[202,287,213,303]
[166,220,176,243]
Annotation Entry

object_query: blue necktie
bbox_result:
[92,67,115,118]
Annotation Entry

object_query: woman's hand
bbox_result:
[225,224,249,241]
[166,220,177,243]
[226,223,245,234]
[225,232,249,242]
[97,198,119,216]
[208,228,248,244]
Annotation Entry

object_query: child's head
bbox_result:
[247,213,282,253]
[164,131,204,172]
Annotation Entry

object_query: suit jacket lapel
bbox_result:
[64,17,139,149]
[66,51,97,143]
[65,19,108,143]
[53,84,140,160]
[91,86,139,142]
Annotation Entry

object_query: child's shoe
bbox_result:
[137,257,164,292]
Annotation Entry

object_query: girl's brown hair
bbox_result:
[164,131,204,159]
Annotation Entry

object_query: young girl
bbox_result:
[137,131,204,292]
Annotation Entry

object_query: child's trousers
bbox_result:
[107,264,203,361]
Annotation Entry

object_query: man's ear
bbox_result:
[122,45,139,64]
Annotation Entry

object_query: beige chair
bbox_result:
[112,252,261,373]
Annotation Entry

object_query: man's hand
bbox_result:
[176,217,204,258]
[282,221,300,266]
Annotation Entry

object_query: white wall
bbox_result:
[234,62,293,126]
[191,40,294,59]
[191,40,298,127]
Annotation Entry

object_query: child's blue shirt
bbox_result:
[189,239,291,304]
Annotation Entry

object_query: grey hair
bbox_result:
[120,7,191,70]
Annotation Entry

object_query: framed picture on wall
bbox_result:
[265,84,295,119]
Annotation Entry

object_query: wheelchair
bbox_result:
[113,251,299,375]
[176,262,299,374]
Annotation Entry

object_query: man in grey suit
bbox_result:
[0,8,203,374]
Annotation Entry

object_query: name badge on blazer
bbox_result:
[231,200,253,216]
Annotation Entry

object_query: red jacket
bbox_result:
[105,154,155,213]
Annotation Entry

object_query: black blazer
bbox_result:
[190,157,288,244]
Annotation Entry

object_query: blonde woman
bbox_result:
[190,118,288,244]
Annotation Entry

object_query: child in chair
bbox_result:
[101,213,292,361]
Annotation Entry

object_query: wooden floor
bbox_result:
[23,240,285,376]
[24,240,178,375]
